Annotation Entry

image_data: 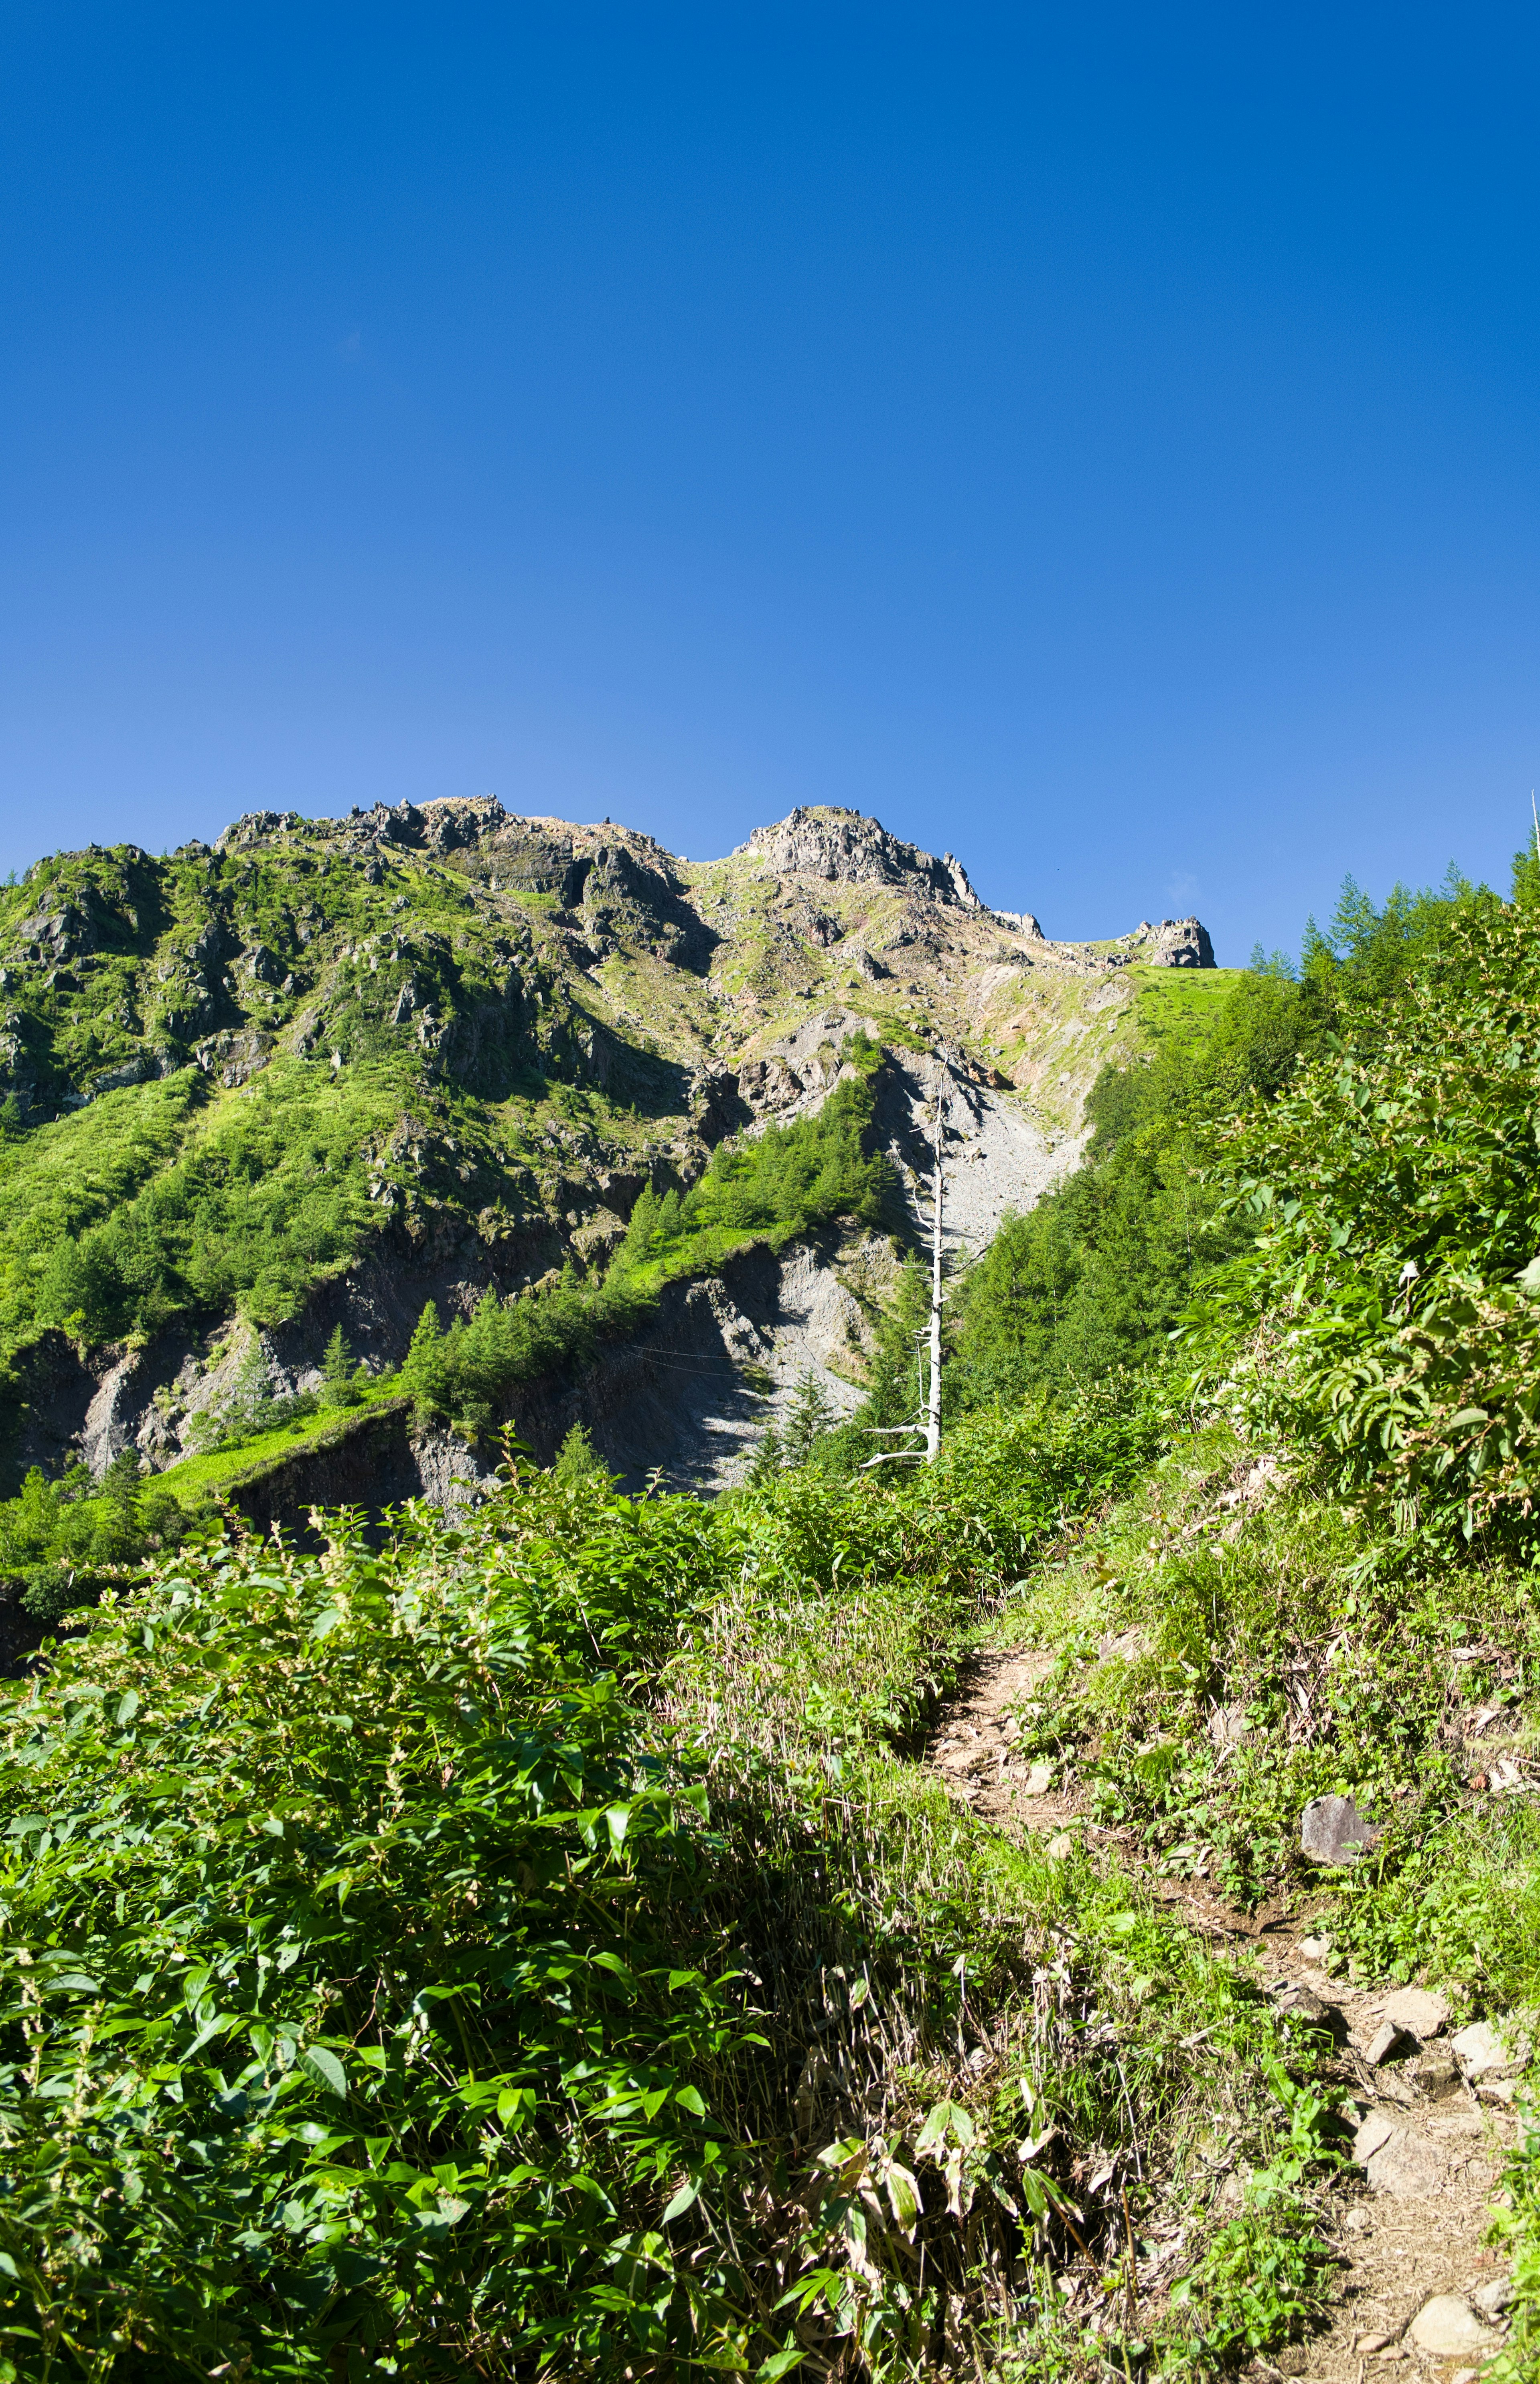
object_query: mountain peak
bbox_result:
[733,806,982,910]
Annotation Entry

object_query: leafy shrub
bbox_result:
[0,1391,1164,2380]
[1192,877,1540,1549]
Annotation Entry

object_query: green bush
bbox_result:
[0,1393,1166,2380]
[1191,870,1540,1550]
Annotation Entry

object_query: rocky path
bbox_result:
[930,1649,1524,2381]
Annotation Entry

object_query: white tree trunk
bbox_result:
[926,1090,944,1463]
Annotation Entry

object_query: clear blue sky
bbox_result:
[4,4,1538,961]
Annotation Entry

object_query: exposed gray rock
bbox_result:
[1352,2114,1447,2197]
[1300,1792,1382,1863]
[736,806,984,909]
[81,1351,144,1479]
[1134,915,1215,968]
[1407,2297,1495,2357]
[1382,1986,1450,2040]
[1452,2019,1528,2079]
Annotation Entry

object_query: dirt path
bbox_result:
[930,1649,1523,2380]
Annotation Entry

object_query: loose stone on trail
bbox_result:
[1381,1986,1449,2039]
[1300,1792,1382,1863]
[1452,2019,1527,2079]
[1407,2297,1496,2358]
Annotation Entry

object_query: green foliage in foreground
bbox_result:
[1194,869,1540,1551]
[0,1394,1347,2383]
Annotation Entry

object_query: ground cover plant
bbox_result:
[0,1390,1352,2382]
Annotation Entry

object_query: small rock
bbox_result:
[1274,1980,1334,2024]
[1471,2275,1514,2317]
[1452,2019,1526,2079]
[1343,2206,1371,2232]
[1022,1760,1055,1797]
[1045,1831,1076,1859]
[1367,2020,1403,2065]
[1353,2114,1394,2163]
[1208,1700,1250,1749]
[1299,1933,1333,1961]
[1360,2122,1447,2197]
[1300,1792,1382,1864]
[1450,2368,1481,2384]
[1382,1986,1449,2039]
[1412,2049,1460,2095]
[1407,2297,1494,2358]
[1354,2331,1396,2353]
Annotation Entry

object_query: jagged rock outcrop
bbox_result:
[735,807,984,909]
[1129,916,1215,968]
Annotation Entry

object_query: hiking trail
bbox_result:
[929,1647,1522,2382]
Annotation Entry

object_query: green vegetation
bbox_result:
[950,872,1474,1406]
[950,972,1306,1401]
[613,1061,896,1286]
[9,820,1540,2379]
[0,1394,1354,2382]
[1193,874,1540,1551]
[396,1061,897,1441]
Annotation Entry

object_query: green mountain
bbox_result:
[4,857,1540,2383]
[0,796,1217,1529]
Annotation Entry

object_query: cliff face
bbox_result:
[0,799,1216,1504]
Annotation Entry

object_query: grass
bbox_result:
[145,1388,410,1505]
[995,1420,1540,2008]
[1131,966,1250,1038]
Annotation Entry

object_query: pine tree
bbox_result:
[400,1302,450,1416]
[553,1422,610,1487]
[782,1370,838,1467]
[746,1422,783,1487]
[322,1324,359,1406]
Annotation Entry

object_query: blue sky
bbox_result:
[3,4,1538,960]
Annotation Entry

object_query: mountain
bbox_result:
[0,798,1216,1505]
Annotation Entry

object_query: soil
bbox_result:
[928,1647,1524,2382]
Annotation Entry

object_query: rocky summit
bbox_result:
[0,799,1214,1510]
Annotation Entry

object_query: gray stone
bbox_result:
[1471,2275,1514,2317]
[1300,1793,1382,1864]
[1353,2116,1447,2197]
[1352,2114,1394,2163]
[1367,2020,1402,2065]
[1413,2049,1461,2095]
[1407,2297,1495,2358]
[1453,2020,1526,2079]
[1382,1986,1450,2040]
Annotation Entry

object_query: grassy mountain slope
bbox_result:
[0,800,1211,1508]
[2,848,1539,2379]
